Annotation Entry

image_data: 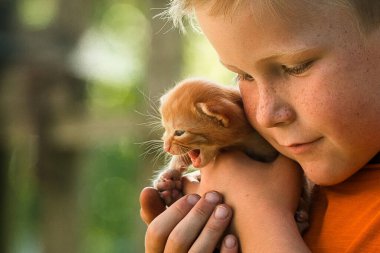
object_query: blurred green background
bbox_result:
[0,0,234,252]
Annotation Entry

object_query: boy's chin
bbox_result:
[301,162,356,186]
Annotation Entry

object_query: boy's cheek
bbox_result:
[239,84,259,126]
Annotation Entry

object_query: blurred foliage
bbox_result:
[18,0,58,30]
[79,141,144,253]
[6,0,235,253]
[183,32,235,84]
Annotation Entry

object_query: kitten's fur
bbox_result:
[153,78,311,233]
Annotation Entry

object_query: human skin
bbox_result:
[142,1,380,252]
[142,153,305,253]
[196,2,380,186]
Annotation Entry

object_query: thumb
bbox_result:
[139,187,166,224]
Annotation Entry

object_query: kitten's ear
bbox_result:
[196,101,231,127]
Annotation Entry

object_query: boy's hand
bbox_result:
[139,170,202,224]
[140,187,166,224]
[140,151,304,253]
[198,151,307,252]
[140,188,239,253]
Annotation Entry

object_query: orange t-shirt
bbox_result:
[304,162,380,252]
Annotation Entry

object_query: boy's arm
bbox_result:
[198,151,311,253]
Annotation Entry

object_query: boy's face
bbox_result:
[195,2,380,185]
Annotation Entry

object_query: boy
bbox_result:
[140,0,380,252]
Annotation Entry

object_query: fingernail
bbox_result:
[187,194,200,205]
[214,205,229,219]
[224,235,237,249]
[205,192,220,204]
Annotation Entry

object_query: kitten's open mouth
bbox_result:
[188,149,201,168]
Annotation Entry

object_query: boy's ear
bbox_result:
[196,99,238,127]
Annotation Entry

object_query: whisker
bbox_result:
[143,142,163,153]
[185,154,191,164]
[149,125,164,135]
[164,153,172,164]
[135,110,161,122]
[142,143,162,153]
[137,88,161,113]
[137,121,162,127]
[140,147,158,158]
[176,143,192,153]
[136,139,163,146]
[139,140,164,160]
[153,150,166,167]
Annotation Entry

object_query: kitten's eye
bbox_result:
[235,73,254,83]
[174,130,185,136]
[282,61,313,76]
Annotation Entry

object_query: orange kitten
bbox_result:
[154,78,278,203]
[153,78,311,233]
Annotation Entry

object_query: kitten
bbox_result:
[153,78,311,233]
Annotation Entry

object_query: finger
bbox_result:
[140,187,166,224]
[145,194,201,253]
[164,191,223,253]
[188,204,233,253]
[220,235,239,253]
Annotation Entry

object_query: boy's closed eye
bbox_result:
[235,73,254,83]
[233,60,314,84]
[281,60,314,76]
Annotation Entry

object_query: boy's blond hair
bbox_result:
[167,0,380,33]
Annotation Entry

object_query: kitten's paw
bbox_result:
[154,168,183,206]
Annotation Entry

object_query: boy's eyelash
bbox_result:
[282,61,314,76]
[234,61,313,83]
[235,73,254,83]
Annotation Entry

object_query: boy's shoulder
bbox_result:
[304,160,380,252]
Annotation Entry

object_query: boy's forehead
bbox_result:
[194,1,320,43]
[194,1,363,68]
[196,1,319,30]
[196,0,314,16]
[194,0,352,28]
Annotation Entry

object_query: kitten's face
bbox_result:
[159,79,244,168]
[160,107,219,168]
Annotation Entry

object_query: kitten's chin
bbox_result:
[188,149,202,168]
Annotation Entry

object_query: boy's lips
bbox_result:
[281,137,323,155]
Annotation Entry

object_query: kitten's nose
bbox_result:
[164,142,171,152]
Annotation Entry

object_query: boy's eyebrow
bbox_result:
[219,61,242,72]
[220,47,322,71]
[257,48,315,63]
[220,61,255,75]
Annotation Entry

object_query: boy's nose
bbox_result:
[255,88,296,128]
